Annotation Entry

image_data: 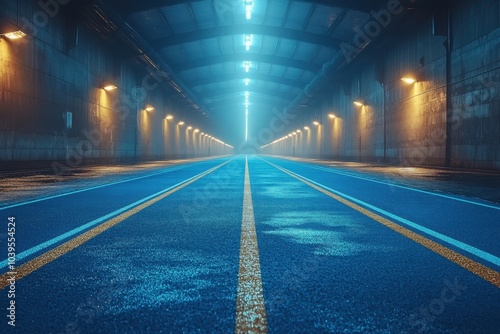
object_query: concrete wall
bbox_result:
[449,0,500,169]
[0,0,228,171]
[262,0,500,170]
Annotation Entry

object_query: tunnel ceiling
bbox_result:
[82,0,425,145]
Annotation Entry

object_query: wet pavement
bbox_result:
[0,157,216,206]
[0,155,498,333]
[284,157,500,204]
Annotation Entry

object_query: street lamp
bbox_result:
[102,84,117,91]
[401,76,417,84]
[0,30,26,40]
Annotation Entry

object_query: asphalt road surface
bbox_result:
[0,155,499,333]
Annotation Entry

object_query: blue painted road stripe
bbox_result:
[270,161,500,268]
[0,165,190,210]
[0,160,234,270]
[259,157,500,288]
[290,160,500,210]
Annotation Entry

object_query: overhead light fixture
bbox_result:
[244,0,253,20]
[187,126,193,130]
[313,121,320,126]
[1,30,26,40]
[243,61,252,73]
[244,34,253,51]
[244,78,250,86]
[304,126,310,130]
[194,128,200,133]
[144,106,155,112]
[401,76,417,84]
[296,129,302,133]
[103,85,117,91]
[178,121,185,126]
[353,100,364,107]
[328,114,336,119]
[165,114,173,120]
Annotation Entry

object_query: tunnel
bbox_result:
[0,0,499,332]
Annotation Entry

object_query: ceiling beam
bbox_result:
[151,24,342,49]
[197,87,292,100]
[205,97,289,111]
[107,0,382,16]
[296,0,384,12]
[187,73,306,89]
[203,92,291,103]
[107,0,205,15]
[173,54,322,73]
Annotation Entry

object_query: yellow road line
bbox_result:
[0,159,234,290]
[235,156,268,333]
[263,159,500,288]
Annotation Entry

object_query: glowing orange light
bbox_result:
[353,101,364,107]
[2,30,26,40]
[401,76,416,84]
[102,85,117,91]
